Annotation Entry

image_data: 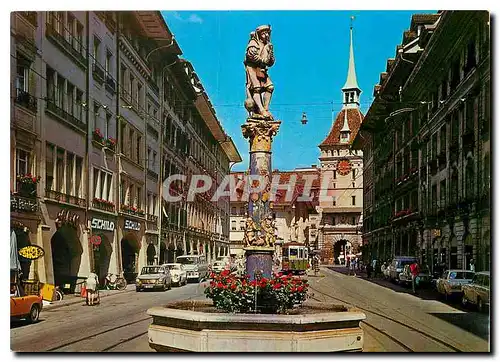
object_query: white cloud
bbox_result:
[168,11,203,24]
[187,14,203,24]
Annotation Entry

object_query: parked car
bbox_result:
[10,282,43,323]
[398,264,432,287]
[176,255,209,282]
[212,260,230,273]
[462,271,490,312]
[136,265,172,292]
[436,269,475,300]
[388,256,418,282]
[163,263,187,287]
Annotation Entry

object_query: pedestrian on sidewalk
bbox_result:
[410,261,420,294]
[366,263,372,278]
[86,270,99,306]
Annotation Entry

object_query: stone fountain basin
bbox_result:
[147,300,366,352]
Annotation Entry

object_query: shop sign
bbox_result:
[432,229,441,237]
[125,219,141,231]
[19,245,45,260]
[91,217,115,232]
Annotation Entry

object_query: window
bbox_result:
[105,50,112,75]
[66,152,74,195]
[128,129,134,159]
[93,168,113,201]
[45,143,55,190]
[16,62,28,93]
[440,179,446,208]
[231,220,236,231]
[129,74,134,98]
[75,90,83,121]
[333,170,337,179]
[136,186,142,209]
[93,36,100,65]
[16,149,29,176]
[120,64,127,94]
[76,23,83,53]
[152,151,157,169]
[240,220,245,231]
[56,148,64,193]
[46,67,55,101]
[152,195,157,216]
[136,135,141,162]
[147,147,151,169]
[352,169,356,180]
[120,180,126,204]
[137,83,142,106]
[66,13,74,43]
[352,196,356,205]
[352,182,355,188]
[105,113,111,139]
[352,217,356,225]
[56,76,65,108]
[75,156,83,197]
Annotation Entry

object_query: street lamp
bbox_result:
[301,112,308,125]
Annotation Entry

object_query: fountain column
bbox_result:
[241,119,281,281]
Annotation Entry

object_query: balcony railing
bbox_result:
[120,205,145,218]
[92,62,105,83]
[147,169,158,180]
[45,99,86,131]
[45,23,86,69]
[45,189,87,207]
[20,12,38,27]
[92,199,115,213]
[14,89,37,112]
[11,194,38,213]
[105,74,116,94]
[147,214,158,223]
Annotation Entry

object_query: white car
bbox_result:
[162,263,188,287]
[436,269,475,299]
[212,260,229,273]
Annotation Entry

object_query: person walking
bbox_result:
[86,270,99,306]
[469,259,475,272]
[410,261,420,294]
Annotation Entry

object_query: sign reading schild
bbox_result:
[91,218,115,232]
[124,219,141,231]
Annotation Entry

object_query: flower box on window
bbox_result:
[93,128,104,143]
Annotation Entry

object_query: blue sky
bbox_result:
[161,10,431,171]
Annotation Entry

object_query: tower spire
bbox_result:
[342,16,362,108]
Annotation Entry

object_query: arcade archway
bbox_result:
[146,244,156,265]
[121,232,140,283]
[51,225,82,289]
[92,234,112,285]
[333,239,348,265]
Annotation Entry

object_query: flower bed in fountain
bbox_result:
[147,270,366,352]
[204,270,308,314]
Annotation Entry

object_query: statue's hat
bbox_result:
[256,24,271,33]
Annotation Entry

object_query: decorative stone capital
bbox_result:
[241,119,281,152]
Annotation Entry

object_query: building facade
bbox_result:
[10,11,240,288]
[229,168,321,258]
[316,24,364,264]
[353,11,490,273]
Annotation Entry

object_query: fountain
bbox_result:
[147,24,366,352]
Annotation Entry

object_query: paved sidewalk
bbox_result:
[42,284,135,310]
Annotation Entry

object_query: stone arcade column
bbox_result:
[241,119,281,281]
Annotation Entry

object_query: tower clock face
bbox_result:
[337,159,352,176]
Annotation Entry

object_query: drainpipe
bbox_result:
[84,11,92,274]
[115,12,123,275]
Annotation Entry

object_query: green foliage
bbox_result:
[204,270,309,314]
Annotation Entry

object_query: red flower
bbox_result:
[221,269,230,277]
[297,286,304,292]
[273,283,282,289]
[250,280,257,287]
[217,282,223,288]
[230,284,237,290]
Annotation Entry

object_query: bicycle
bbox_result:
[103,273,127,291]
[54,286,64,301]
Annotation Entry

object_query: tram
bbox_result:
[281,242,309,275]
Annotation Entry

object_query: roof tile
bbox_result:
[318,108,365,147]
